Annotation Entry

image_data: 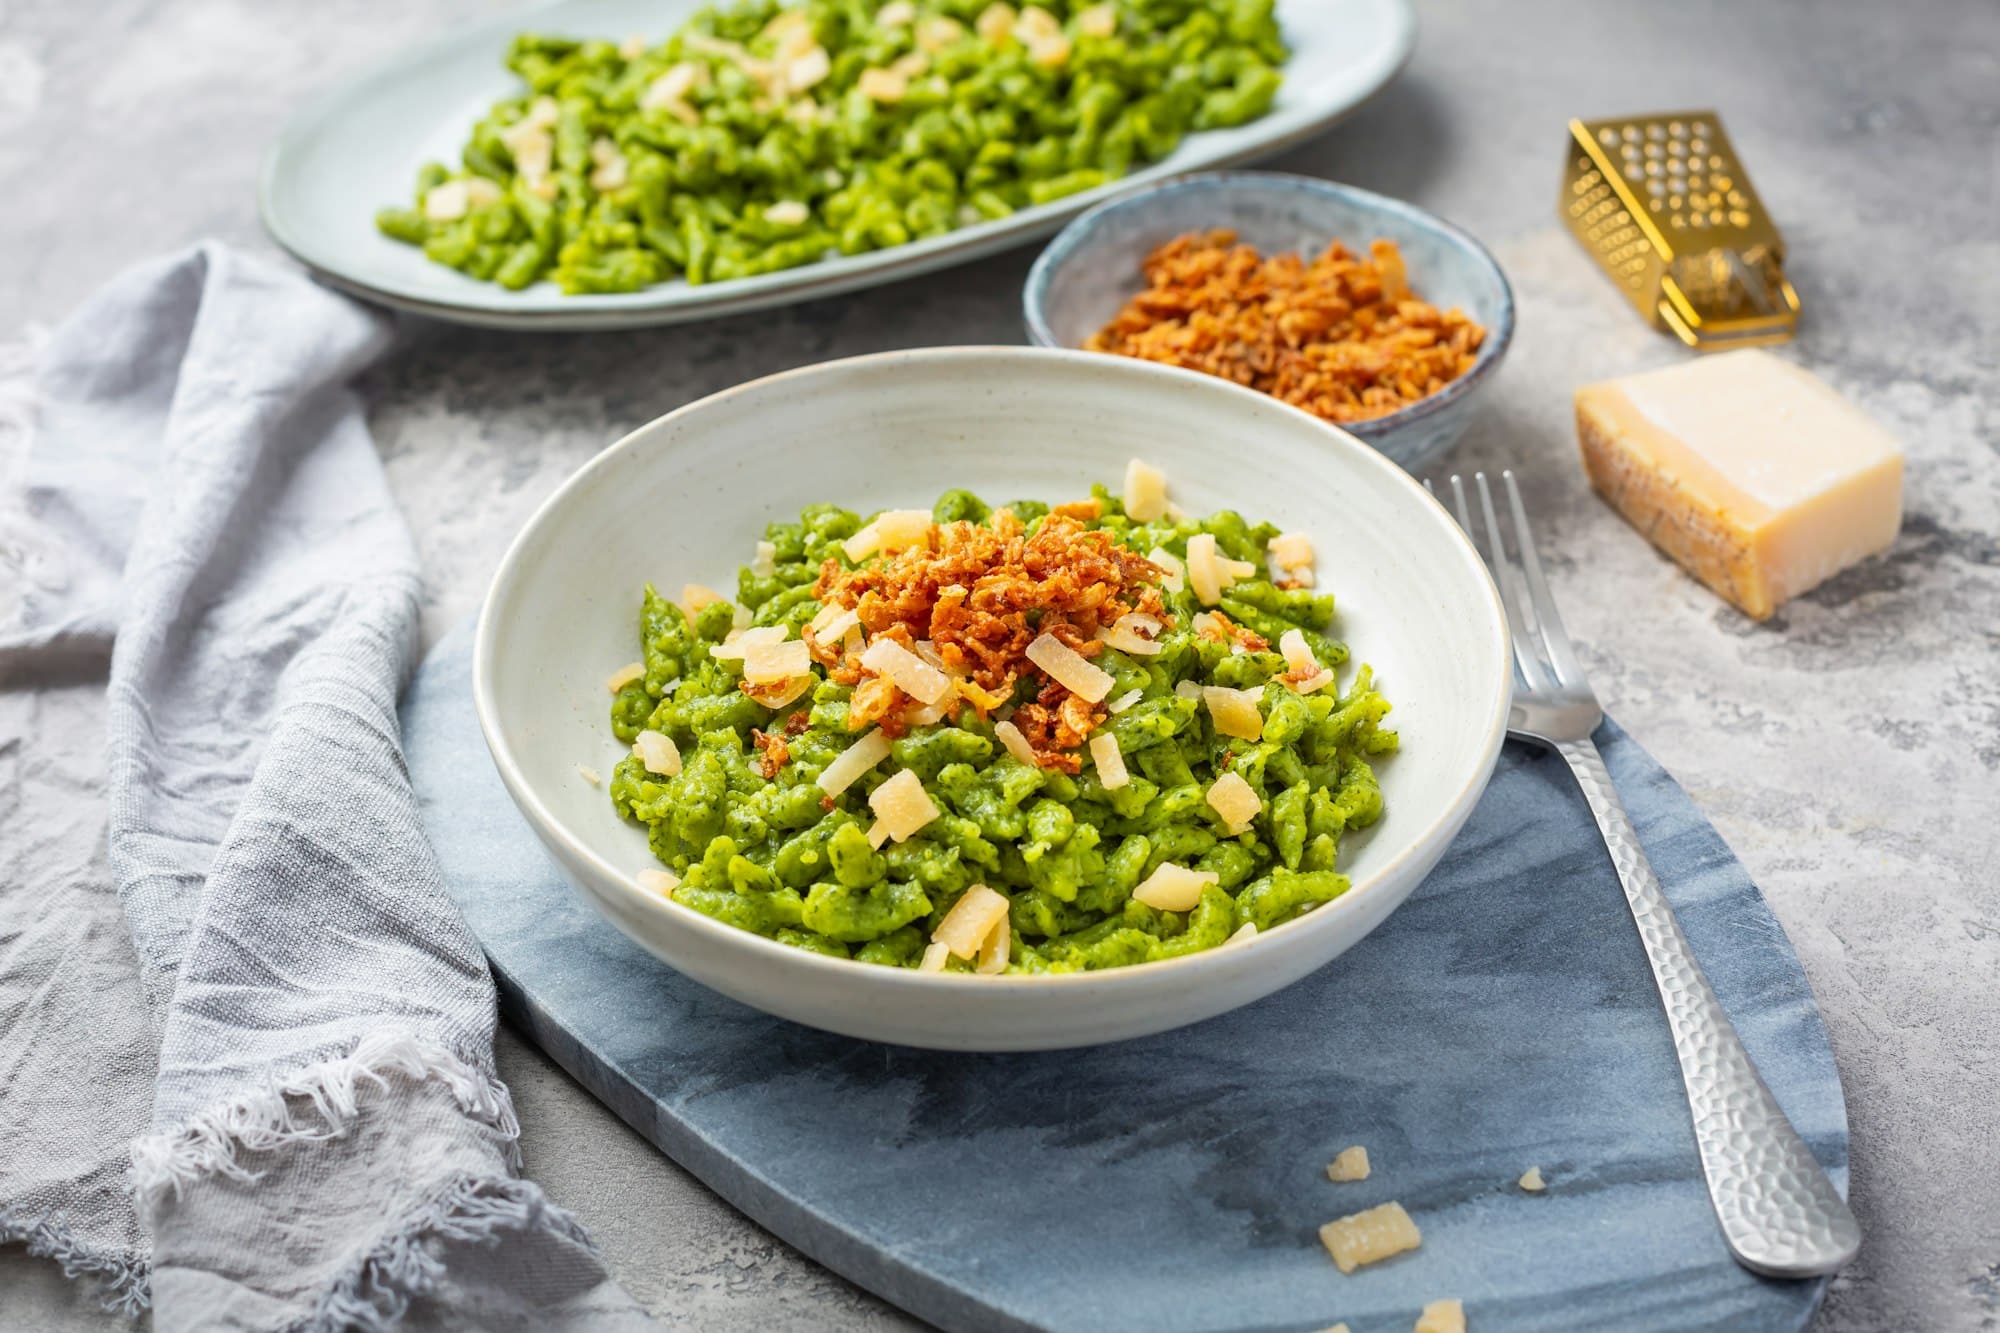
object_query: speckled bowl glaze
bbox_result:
[1024,172,1515,472]
[474,347,1509,1050]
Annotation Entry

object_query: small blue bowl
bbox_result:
[1023,172,1514,472]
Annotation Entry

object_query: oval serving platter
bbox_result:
[260,0,1417,330]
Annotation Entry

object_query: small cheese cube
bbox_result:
[1318,1201,1421,1274]
[867,768,940,842]
[1326,1146,1371,1183]
[1414,1300,1465,1333]
[1202,685,1264,741]
[918,940,952,972]
[934,884,1010,958]
[1088,732,1128,789]
[1518,1166,1546,1192]
[1575,349,1902,620]
[1206,771,1262,830]
[976,904,1011,974]
[861,637,954,705]
[1123,458,1169,521]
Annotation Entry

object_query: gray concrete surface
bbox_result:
[3,0,1996,1328]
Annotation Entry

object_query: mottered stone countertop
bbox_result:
[2,0,1993,1327]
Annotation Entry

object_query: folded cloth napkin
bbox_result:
[0,245,649,1330]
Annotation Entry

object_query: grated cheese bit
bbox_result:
[918,940,951,972]
[1107,688,1144,715]
[816,727,892,796]
[1025,631,1114,703]
[934,884,1009,958]
[1088,732,1129,789]
[1228,921,1258,944]
[711,625,787,660]
[1103,611,1165,656]
[1207,770,1262,830]
[1147,546,1186,594]
[636,868,681,895]
[576,764,603,787]
[1202,685,1264,741]
[866,818,892,849]
[994,720,1039,767]
[606,662,645,693]
[1318,1201,1422,1274]
[976,903,1011,974]
[742,638,812,684]
[1326,1146,1371,1182]
[861,637,954,705]
[1123,457,1169,521]
[1269,531,1315,571]
[633,729,682,777]
[1414,1300,1465,1333]
[1279,628,1318,676]
[680,582,726,621]
[1518,1166,1546,1192]
[867,768,941,842]
[1131,862,1217,912]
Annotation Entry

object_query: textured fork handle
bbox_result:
[1555,737,1861,1278]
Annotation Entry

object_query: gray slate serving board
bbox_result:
[403,620,1847,1333]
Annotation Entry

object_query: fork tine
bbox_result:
[1502,471,1588,686]
[1454,474,1551,692]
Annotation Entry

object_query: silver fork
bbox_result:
[1433,469,1862,1280]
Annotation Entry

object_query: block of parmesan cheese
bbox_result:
[1575,350,1902,620]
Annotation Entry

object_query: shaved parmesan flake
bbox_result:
[856,65,909,102]
[764,200,809,227]
[995,720,1038,767]
[1206,771,1262,829]
[1415,1300,1465,1333]
[861,637,953,705]
[1279,628,1318,676]
[866,818,892,849]
[1203,685,1265,741]
[976,904,1011,974]
[918,940,951,972]
[1026,632,1113,703]
[576,764,603,786]
[636,868,681,895]
[1089,732,1129,789]
[751,539,779,576]
[743,638,811,684]
[1077,2,1117,36]
[975,1,1015,45]
[817,728,891,796]
[1147,546,1186,594]
[817,609,861,645]
[1326,1146,1371,1183]
[1103,612,1165,656]
[1107,689,1144,714]
[711,625,786,660]
[934,884,1010,958]
[1187,533,1225,605]
[843,508,932,561]
[1269,531,1314,571]
[733,604,754,631]
[680,582,726,619]
[1318,1201,1422,1274]
[957,677,1010,713]
[1228,921,1258,944]
[902,699,948,727]
[1294,667,1337,695]
[916,14,964,49]
[748,674,815,710]
[1518,1166,1546,1192]
[1132,862,1218,912]
[633,730,682,776]
[1123,458,1168,521]
[875,0,916,24]
[911,639,949,672]
[606,661,645,693]
[867,768,940,842]
[1174,679,1203,700]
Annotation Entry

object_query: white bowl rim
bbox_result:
[471,346,1510,994]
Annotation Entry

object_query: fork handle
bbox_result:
[1555,737,1861,1278]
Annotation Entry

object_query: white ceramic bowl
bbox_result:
[474,348,1509,1050]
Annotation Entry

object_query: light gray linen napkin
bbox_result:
[0,244,649,1330]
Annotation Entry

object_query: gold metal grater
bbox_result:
[1560,111,1800,350]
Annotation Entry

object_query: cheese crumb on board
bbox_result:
[1414,1299,1465,1333]
[1575,349,1902,621]
[867,768,941,842]
[1325,1145,1371,1182]
[1517,1166,1546,1192]
[1319,1201,1421,1274]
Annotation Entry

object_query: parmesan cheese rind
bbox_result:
[1207,771,1262,830]
[817,728,892,796]
[1318,1201,1421,1274]
[1325,1145,1371,1183]
[861,637,953,705]
[606,662,645,693]
[1414,1299,1465,1333]
[633,729,682,777]
[867,768,940,842]
[1131,862,1217,912]
[1123,457,1169,521]
[1088,732,1129,790]
[934,884,1009,958]
[1026,632,1114,703]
